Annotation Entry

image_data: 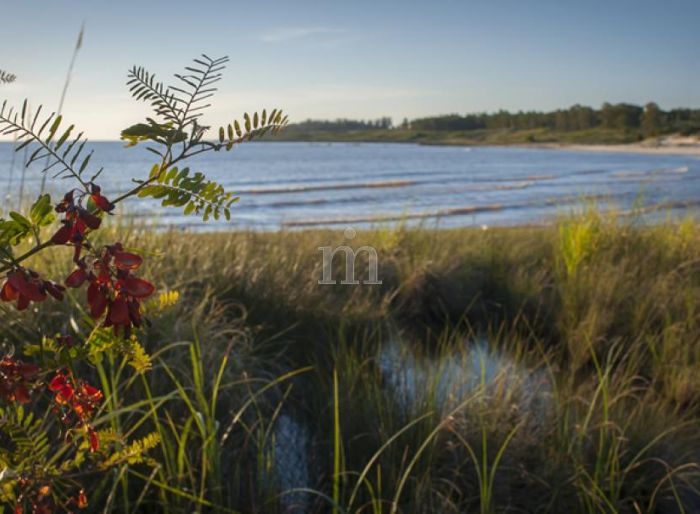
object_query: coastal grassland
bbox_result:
[271,126,645,146]
[2,211,700,513]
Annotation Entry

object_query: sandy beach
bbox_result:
[539,136,700,157]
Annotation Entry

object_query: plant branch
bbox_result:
[0,111,91,190]
[0,240,54,273]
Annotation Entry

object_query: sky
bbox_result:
[1,0,699,139]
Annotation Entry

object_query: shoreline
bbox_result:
[526,142,700,157]
[269,138,700,157]
[4,138,699,157]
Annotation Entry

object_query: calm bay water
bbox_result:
[1,141,698,230]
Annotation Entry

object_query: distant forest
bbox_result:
[289,103,700,136]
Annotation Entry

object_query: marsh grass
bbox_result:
[1,210,700,512]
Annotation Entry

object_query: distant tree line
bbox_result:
[408,103,700,136]
[290,103,700,136]
[292,117,394,131]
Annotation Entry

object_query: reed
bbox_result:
[2,210,699,512]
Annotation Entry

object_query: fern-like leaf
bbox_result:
[0,100,100,186]
[127,67,181,123]
[170,54,229,128]
[121,56,289,222]
[99,432,160,470]
[0,405,50,473]
[128,55,229,131]
[137,165,238,221]
[216,109,289,150]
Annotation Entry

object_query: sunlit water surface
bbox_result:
[1,142,698,229]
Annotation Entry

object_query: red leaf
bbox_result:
[8,272,46,302]
[113,251,142,270]
[88,429,99,452]
[81,383,103,401]
[73,218,87,239]
[92,193,114,212]
[13,385,30,404]
[81,210,102,230]
[45,282,65,300]
[56,384,74,404]
[16,295,29,311]
[49,373,66,391]
[65,269,88,288]
[123,277,155,298]
[128,299,142,327]
[109,296,129,325]
[0,281,18,302]
[18,363,39,379]
[73,244,83,263]
[87,283,108,319]
[51,224,72,244]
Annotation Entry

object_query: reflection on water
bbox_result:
[377,340,551,418]
[271,339,551,511]
[273,414,312,513]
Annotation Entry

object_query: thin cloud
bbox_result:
[259,27,345,43]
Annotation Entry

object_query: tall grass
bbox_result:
[2,211,700,512]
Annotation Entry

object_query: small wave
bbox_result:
[282,203,507,227]
[239,179,418,195]
[281,193,623,227]
[524,174,557,181]
[573,169,610,176]
[471,174,555,183]
[612,166,690,180]
[432,181,536,193]
[612,170,651,178]
[490,180,535,190]
[262,184,544,209]
[619,198,700,216]
[266,198,332,208]
[665,165,689,174]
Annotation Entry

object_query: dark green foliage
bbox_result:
[278,102,700,144]
[410,102,699,133]
[286,117,393,132]
[642,102,663,136]
[599,102,643,129]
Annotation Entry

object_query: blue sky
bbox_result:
[1,0,699,139]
